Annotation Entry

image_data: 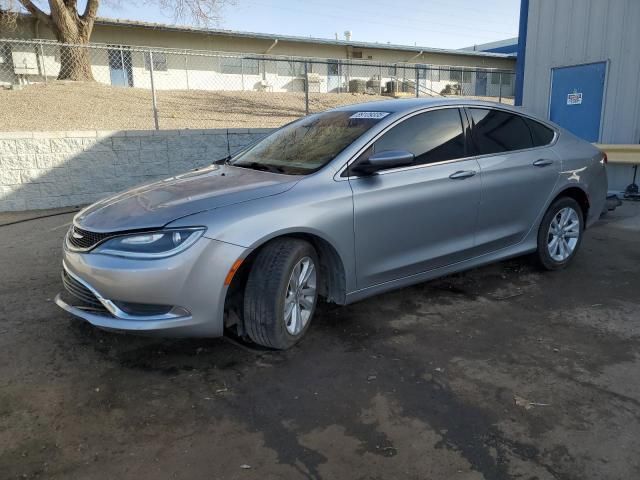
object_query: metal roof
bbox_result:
[94,17,516,60]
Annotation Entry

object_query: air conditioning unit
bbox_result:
[306,72,322,83]
[12,50,39,75]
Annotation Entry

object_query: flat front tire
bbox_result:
[536,197,584,270]
[243,238,319,350]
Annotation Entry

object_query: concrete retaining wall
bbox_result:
[0,128,272,212]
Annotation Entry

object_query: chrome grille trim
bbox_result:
[67,226,114,251]
[61,269,108,311]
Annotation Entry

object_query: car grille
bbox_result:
[68,226,112,250]
[61,270,107,311]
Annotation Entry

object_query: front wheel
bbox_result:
[536,197,584,270]
[243,238,319,350]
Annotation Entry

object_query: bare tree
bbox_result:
[0,0,229,81]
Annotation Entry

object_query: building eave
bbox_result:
[93,16,516,60]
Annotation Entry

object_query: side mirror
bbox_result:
[352,150,415,175]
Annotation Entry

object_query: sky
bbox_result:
[93,0,520,50]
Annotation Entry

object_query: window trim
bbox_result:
[338,106,471,179]
[335,105,558,180]
[464,107,558,159]
[143,51,168,72]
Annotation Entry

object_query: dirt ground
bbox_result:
[0,82,513,131]
[0,82,390,131]
[1,203,639,480]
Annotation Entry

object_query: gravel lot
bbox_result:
[0,82,390,131]
[1,203,639,479]
[0,82,513,131]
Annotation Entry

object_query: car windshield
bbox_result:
[229,110,389,175]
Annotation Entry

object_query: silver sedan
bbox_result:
[56,99,608,349]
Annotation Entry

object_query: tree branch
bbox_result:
[82,0,99,20]
[18,0,50,24]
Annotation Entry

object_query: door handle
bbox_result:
[533,159,554,167]
[449,170,476,180]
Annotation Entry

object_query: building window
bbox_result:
[388,65,397,77]
[352,51,363,59]
[221,57,259,75]
[288,61,306,76]
[143,52,168,71]
[427,68,440,82]
[450,68,472,83]
[490,72,512,86]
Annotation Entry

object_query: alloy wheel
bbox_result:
[547,207,580,262]
[284,256,317,335]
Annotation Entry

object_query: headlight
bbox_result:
[94,228,205,259]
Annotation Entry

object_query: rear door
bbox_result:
[466,107,560,253]
[349,107,482,288]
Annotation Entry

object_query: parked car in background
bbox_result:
[56,99,608,349]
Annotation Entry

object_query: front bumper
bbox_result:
[56,237,248,337]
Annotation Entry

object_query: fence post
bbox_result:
[119,47,126,87]
[148,50,160,130]
[39,41,47,83]
[184,50,190,90]
[304,61,309,115]
[498,72,503,103]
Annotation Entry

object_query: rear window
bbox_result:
[525,118,555,147]
[469,108,533,155]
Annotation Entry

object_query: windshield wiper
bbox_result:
[213,154,232,165]
[237,162,286,174]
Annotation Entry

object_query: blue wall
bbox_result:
[514,0,529,105]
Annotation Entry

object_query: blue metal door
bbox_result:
[475,71,487,96]
[108,48,133,87]
[549,62,606,142]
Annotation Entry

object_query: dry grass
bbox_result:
[0,82,390,131]
[0,82,514,131]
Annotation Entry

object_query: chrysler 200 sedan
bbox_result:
[56,99,608,349]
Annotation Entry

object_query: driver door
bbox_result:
[348,107,482,289]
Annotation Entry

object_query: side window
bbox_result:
[469,108,533,154]
[373,108,465,167]
[525,118,555,147]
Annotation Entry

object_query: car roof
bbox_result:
[332,97,524,115]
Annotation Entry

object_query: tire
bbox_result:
[536,196,584,271]
[243,238,319,350]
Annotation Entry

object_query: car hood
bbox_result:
[74,164,298,232]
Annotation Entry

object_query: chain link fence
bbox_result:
[0,38,515,131]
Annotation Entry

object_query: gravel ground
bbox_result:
[0,82,390,131]
[0,202,639,479]
[0,81,513,131]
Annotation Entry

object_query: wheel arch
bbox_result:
[224,230,348,322]
[551,186,590,222]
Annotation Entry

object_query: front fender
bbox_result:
[167,177,357,292]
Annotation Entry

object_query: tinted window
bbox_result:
[231,111,386,175]
[469,108,533,154]
[372,108,465,166]
[525,118,555,147]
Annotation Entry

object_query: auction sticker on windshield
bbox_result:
[349,112,390,119]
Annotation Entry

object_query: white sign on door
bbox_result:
[567,92,583,105]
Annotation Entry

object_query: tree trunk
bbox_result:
[57,38,93,81]
[53,18,94,81]
[18,1,99,80]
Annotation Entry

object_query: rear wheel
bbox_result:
[243,238,318,349]
[536,197,584,270]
